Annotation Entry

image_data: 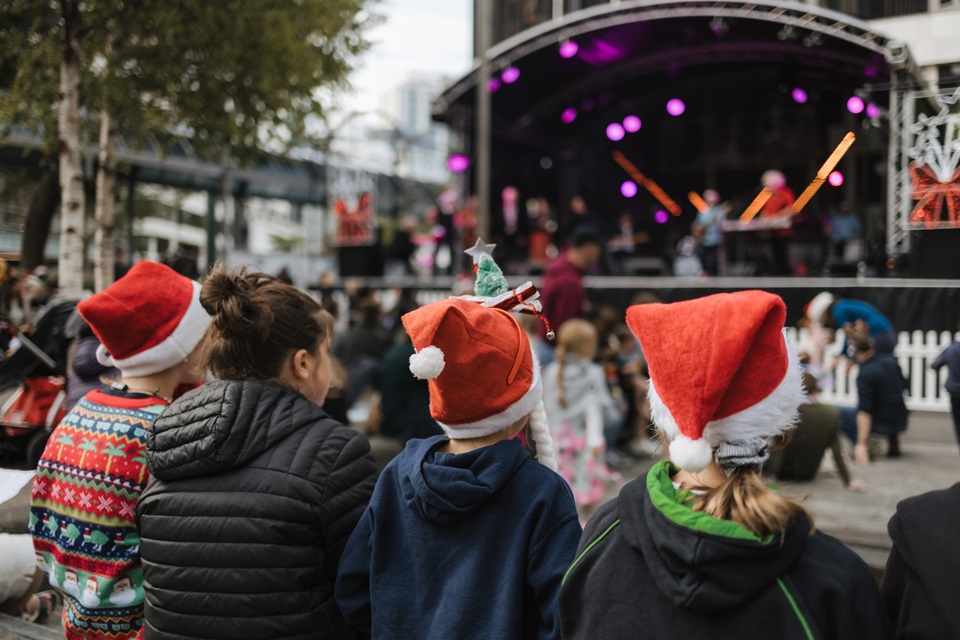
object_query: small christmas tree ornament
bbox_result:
[459,238,555,339]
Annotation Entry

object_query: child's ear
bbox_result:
[291,348,311,381]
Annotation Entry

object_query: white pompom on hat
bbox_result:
[626,290,805,473]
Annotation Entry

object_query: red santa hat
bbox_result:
[402,298,556,468]
[78,261,211,378]
[625,291,804,472]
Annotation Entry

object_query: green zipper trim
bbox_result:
[777,577,814,640]
[562,519,621,585]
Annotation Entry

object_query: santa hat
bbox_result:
[78,261,211,378]
[402,298,556,468]
[805,291,835,324]
[625,291,804,472]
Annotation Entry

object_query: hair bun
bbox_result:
[200,267,274,341]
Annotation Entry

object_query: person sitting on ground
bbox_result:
[30,262,211,639]
[881,483,960,639]
[839,334,909,466]
[137,265,377,640]
[559,291,891,639]
[0,534,60,623]
[766,373,866,491]
[336,299,581,639]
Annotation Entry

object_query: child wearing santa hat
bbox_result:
[30,261,210,639]
[335,297,581,640]
[559,290,892,639]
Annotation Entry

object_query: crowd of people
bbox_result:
[0,245,955,640]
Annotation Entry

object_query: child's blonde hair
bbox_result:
[554,319,599,409]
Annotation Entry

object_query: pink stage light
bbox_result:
[828,171,844,187]
[666,99,685,116]
[487,78,501,93]
[792,88,808,104]
[621,181,638,198]
[561,107,577,123]
[606,123,625,141]
[623,115,642,132]
[846,96,864,114]
[501,66,520,84]
[866,103,880,118]
[447,154,470,173]
[559,41,579,59]
[654,210,669,224]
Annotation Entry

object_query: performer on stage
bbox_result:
[759,170,795,275]
[692,189,725,276]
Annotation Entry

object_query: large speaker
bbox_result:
[909,229,960,279]
[338,245,384,278]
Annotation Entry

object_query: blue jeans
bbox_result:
[838,406,902,454]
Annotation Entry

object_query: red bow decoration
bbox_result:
[910,162,960,228]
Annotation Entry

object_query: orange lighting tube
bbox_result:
[612,151,682,216]
[688,191,708,213]
[793,132,856,213]
[739,188,772,222]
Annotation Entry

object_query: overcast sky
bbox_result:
[343,0,474,113]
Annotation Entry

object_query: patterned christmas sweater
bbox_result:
[30,388,167,640]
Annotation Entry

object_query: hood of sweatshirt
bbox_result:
[147,379,331,481]
[399,435,528,526]
[620,460,811,614]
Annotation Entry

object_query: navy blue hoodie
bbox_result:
[335,435,581,639]
[560,461,891,639]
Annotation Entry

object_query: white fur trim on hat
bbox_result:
[434,345,543,439]
[409,345,445,379]
[650,329,805,472]
[806,292,835,323]
[103,281,211,377]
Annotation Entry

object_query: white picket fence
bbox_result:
[795,328,956,412]
[328,288,955,413]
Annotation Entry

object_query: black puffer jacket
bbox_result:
[137,379,376,640]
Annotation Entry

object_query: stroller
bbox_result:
[0,296,84,467]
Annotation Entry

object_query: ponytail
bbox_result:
[687,466,813,539]
[528,401,558,471]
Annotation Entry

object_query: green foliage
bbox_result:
[475,253,509,297]
[0,0,378,163]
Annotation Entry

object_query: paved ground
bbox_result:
[1,410,956,638]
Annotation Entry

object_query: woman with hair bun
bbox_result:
[560,291,891,640]
[137,265,376,640]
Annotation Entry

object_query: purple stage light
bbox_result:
[447,154,470,174]
[866,103,880,118]
[621,181,638,198]
[623,115,642,132]
[606,123,625,141]
[655,210,669,224]
[791,88,808,104]
[487,78,501,93]
[501,66,520,84]
[846,96,864,114]
[561,107,577,124]
[666,99,685,116]
[828,171,844,187]
[559,41,579,59]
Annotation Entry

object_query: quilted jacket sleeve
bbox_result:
[317,427,377,568]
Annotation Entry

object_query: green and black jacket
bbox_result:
[559,460,891,639]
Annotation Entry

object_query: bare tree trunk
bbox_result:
[94,28,119,292]
[57,0,85,295]
[21,170,60,272]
